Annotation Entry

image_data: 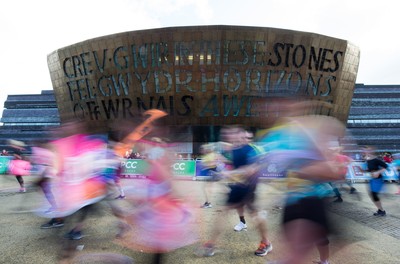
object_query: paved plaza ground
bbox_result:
[1,175,400,264]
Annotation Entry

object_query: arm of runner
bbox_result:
[220,163,260,182]
[294,160,346,182]
[370,168,387,178]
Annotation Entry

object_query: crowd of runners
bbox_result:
[2,99,399,264]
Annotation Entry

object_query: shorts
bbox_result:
[283,196,329,232]
[369,178,383,193]
[226,183,256,211]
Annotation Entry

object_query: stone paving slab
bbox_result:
[1,176,400,263]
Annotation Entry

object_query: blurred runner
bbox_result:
[199,143,229,208]
[363,146,389,216]
[197,125,272,257]
[8,139,27,192]
[35,121,113,242]
[259,99,347,264]
[115,137,198,264]
[329,147,357,203]
[31,144,65,229]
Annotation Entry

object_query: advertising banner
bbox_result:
[381,164,399,181]
[347,161,369,181]
[0,156,11,174]
[259,162,286,179]
[121,159,196,178]
[171,160,196,177]
[120,159,398,182]
[346,161,398,181]
[121,159,149,176]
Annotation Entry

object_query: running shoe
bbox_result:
[64,230,83,240]
[333,197,343,203]
[40,219,64,229]
[313,260,330,264]
[234,221,247,231]
[19,187,26,193]
[373,209,386,216]
[254,241,273,256]
[201,202,212,208]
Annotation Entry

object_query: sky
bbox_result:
[1,0,399,108]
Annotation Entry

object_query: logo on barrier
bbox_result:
[120,159,195,177]
[121,159,148,175]
[172,160,195,176]
[123,161,138,169]
[351,165,364,177]
[172,162,186,171]
[382,164,398,180]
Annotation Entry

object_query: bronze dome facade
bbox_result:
[47,25,360,132]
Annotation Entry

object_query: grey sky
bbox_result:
[0,0,398,108]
